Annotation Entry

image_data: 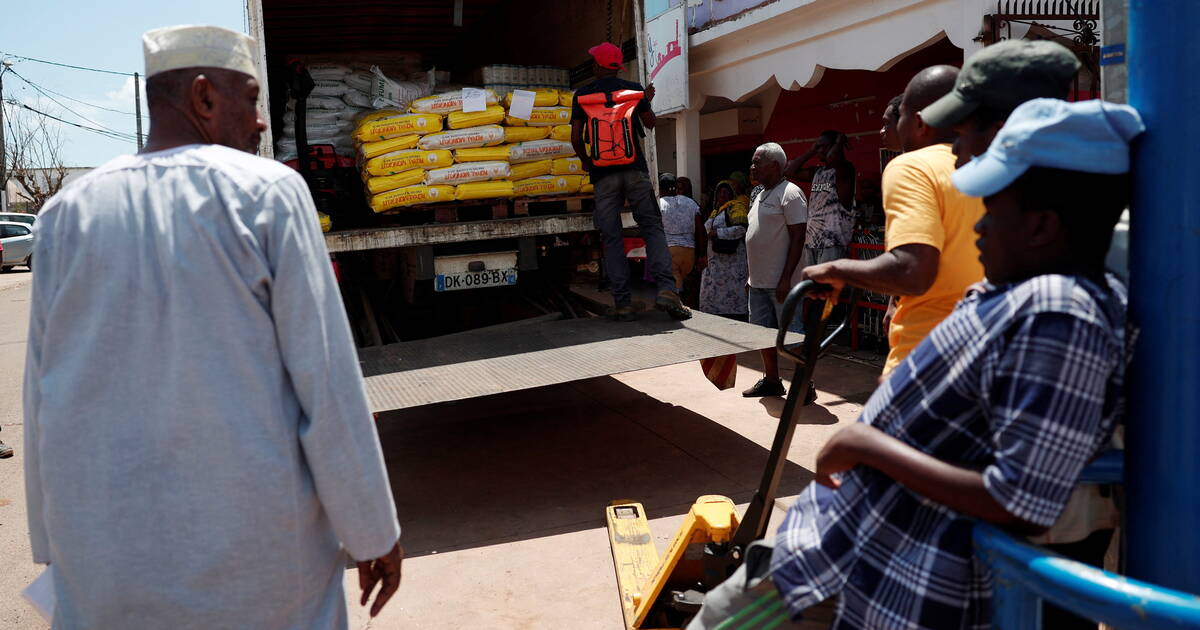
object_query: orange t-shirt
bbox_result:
[882,143,985,372]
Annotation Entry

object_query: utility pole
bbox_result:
[134,71,143,151]
[0,61,9,212]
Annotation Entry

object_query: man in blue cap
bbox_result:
[686,98,1142,630]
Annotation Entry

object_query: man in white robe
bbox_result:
[23,25,402,629]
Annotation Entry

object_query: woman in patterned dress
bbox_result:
[700,180,750,319]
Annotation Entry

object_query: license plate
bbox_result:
[435,268,518,292]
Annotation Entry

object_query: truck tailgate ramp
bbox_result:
[358,311,799,413]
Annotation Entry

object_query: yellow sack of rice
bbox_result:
[365,169,425,195]
[424,161,511,186]
[549,124,572,141]
[503,126,549,143]
[580,177,594,194]
[318,212,332,233]
[505,106,572,127]
[358,134,420,160]
[454,146,513,163]
[419,125,506,151]
[357,109,405,124]
[353,112,443,142]
[559,92,574,107]
[508,139,575,163]
[504,88,559,107]
[370,185,456,213]
[455,180,515,201]
[551,157,584,175]
[509,159,553,180]
[409,88,499,114]
[364,149,454,177]
[513,175,583,197]
[447,105,507,130]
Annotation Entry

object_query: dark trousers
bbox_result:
[592,169,676,306]
[1043,528,1115,629]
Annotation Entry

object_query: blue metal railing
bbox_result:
[976,452,1200,628]
[975,525,1200,629]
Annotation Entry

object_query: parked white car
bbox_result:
[0,221,34,271]
[0,212,36,228]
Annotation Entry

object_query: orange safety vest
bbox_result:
[578,90,644,167]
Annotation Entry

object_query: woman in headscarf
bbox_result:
[700,180,750,319]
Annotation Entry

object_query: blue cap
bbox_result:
[952,98,1145,198]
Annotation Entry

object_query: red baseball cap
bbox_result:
[588,42,625,71]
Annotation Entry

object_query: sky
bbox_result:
[2,0,246,167]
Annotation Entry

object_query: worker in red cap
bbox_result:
[571,42,691,321]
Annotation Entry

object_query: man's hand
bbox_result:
[645,83,655,103]
[800,261,847,301]
[815,423,881,488]
[774,277,793,304]
[357,541,404,617]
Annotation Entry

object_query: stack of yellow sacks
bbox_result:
[353,87,593,213]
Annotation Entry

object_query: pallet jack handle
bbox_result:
[722,281,854,559]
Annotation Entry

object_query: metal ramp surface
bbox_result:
[358,311,797,413]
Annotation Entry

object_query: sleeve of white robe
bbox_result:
[23,213,52,565]
[264,173,401,561]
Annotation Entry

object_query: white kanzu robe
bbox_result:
[23,144,400,630]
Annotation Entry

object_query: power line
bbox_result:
[15,77,136,116]
[4,100,137,143]
[7,69,135,138]
[0,52,133,77]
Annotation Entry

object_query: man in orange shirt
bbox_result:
[802,65,985,373]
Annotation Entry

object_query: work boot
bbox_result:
[613,304,637,322]
[655,290,692,320]
[742,378,786,397]
[0,441,11,459]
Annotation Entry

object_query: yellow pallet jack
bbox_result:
[606,281,850,630]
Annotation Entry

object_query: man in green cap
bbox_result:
[922,39,1114,630]
[920,39,1081,167]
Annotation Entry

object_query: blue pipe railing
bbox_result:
[976,452,1200,628]
[975,525,1200,630]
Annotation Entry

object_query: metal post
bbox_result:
[134,72,143,151]
[1126,0,1200,595]
[0,66,7,212]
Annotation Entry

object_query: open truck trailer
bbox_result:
[246,0,787,414]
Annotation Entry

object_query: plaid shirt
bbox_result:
[770,273,1128,630]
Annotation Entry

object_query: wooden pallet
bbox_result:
[513,193,592,216]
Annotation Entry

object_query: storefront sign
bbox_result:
[644,5,689,115]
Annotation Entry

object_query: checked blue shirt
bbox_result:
[770,273,1129,630]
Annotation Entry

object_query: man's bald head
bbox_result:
[143,66,265,154]
[896,65,959,152]
[903,65,959,114]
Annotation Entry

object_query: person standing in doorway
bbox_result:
[700,180,750,320]
[880,94,904,153]
[744,143,812,399]
[785,130,858,267]
[571,42,690,322]
[658,172,702,293]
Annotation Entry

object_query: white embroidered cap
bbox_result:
[143,25,258,79]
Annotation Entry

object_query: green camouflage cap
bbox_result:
[921,40,1081,129]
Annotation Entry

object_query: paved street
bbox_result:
[0,270,879,629]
